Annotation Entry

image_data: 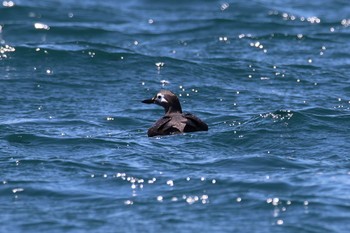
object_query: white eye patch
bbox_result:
[155,93,168,103]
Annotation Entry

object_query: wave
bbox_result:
[207,108,350,159]
[4,133,127,147]
[8,43,202,67]
[241,108,350,130]
[1,118,101,127]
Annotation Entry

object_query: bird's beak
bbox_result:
[142,97,155,104]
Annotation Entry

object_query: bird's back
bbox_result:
[147,113,208,137]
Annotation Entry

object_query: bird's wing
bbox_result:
[147,116,172,137]
[183,113,209,131]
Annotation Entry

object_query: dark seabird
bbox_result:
[142,90,208,137]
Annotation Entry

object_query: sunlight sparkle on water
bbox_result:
[155,62,164,70]
[201,195,209,204]
[148,177,156,184]
[124,200,133,205]
[166,180,174,187]
[220,3,229,11]
[2,1,14,7]
[307,16,321,24]
[160,80,170,86]
[186,196,199,205]
[219,36,228,42]
[12,188,24,193]
[250,41,266,52]
[278,11,321,24]
[341,19,350,27]
[0,45,15,59]
[34,23,50,30]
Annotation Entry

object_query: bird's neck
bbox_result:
[164,102,182,115]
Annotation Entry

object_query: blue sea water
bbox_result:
[1,0,350,232]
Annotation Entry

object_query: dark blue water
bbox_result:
[1,0,350,232]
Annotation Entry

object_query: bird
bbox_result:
[142,90,208,137]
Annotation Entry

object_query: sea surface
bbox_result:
[1,0,350,232]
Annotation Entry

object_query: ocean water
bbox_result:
[1,0,350,232]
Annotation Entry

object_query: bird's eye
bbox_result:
[157,95,161,99]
